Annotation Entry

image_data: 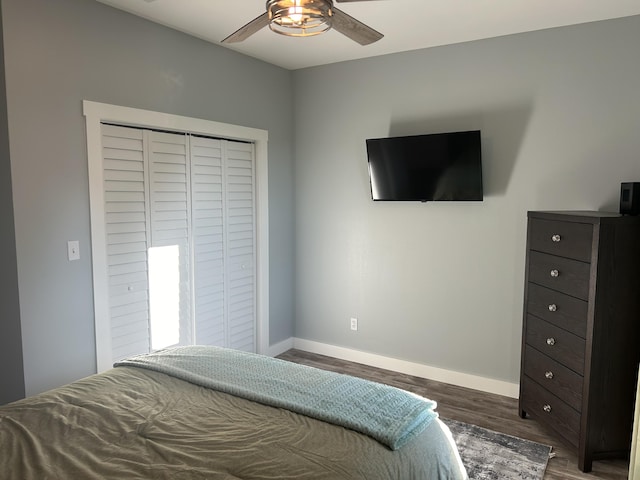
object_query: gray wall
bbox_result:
[0,3,24,404]
[292,16,640,384]
[2,0,295,396]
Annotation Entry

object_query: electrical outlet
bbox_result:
[350,317,358,331]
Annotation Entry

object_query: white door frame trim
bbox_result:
[83,100,269,372]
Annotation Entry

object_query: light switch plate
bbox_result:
[67,240,80,261]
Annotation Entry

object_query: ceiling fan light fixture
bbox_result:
[267,0,333,38]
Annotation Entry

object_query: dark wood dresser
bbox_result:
[519,211,640,472]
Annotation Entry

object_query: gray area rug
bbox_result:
[442,418,551,480]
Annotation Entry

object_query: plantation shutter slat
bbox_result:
[101,124,150,362]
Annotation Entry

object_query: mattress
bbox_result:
[0,350,467,479]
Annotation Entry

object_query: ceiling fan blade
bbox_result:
[222,12,270,43]
[331,7,383,45]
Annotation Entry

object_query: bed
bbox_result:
[0,346,467,479]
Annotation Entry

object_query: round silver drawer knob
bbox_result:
[546,337,556,346]
[551,234,561,242]
[548,303,557,312]
[545,371,554,379]
[550,269,559,278]
[543,404,552,413]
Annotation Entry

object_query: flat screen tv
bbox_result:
[366,130,483,202]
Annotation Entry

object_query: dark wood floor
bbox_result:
[277,349,629,480]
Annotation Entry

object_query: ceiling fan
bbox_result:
[222,0,384,46]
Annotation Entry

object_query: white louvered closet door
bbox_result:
[190,137,256,351]
[190,136,225,346]
[100,124,256,364]
[224,141,256,351]
[101,124,151,362]
[147,131,192,349]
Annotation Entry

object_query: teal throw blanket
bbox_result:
[115,346,438,450]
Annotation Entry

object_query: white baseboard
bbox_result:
[264,337,294,357]
[290,338,520,398]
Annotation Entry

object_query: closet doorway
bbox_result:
[84,101,269,372]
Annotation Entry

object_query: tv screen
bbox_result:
[366,130,483,201]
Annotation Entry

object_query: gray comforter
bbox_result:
[0,365,467,479]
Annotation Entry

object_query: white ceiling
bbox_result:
[96,0,640,70]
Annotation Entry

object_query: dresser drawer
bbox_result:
[521,375,580,448]
[528,251,591,300]
[528,218,593,262]
[525,315,585,375]
[523,345,583,411]
[526,283,588,338]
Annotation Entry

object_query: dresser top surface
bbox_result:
[528,210,640,223]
